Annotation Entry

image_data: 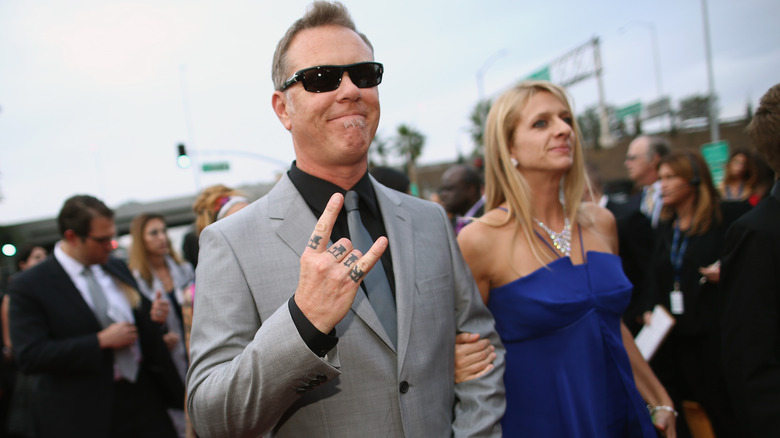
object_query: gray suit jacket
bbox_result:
[187,174,505,437]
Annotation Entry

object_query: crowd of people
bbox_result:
[0,1,778,437]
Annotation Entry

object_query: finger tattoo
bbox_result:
[308,235,323,249]
[343,254,358,268]
[327,244,347,258]
[349,265,365,283]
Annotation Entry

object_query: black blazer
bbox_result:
[8,256,184,438]
[720,182,780,436]
[649,202,749,336]
[607,195,656,334]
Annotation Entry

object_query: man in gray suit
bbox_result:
[186,1,505,437]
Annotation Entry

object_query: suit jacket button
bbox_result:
[399,381,409,393]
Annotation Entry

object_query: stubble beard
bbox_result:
[343,118,366,129]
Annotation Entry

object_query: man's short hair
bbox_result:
[271,1,374,91]
[644,136,671,161]
[57,195,114,238]
[747,82,780,173]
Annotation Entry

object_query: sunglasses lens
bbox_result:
[293,63,383,92]
[301,66,343,92]
[347,63,383,88]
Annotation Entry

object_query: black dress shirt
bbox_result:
[287,162,396,356]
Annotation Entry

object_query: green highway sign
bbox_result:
[526,66,551,81]
[616,102,642,120]
[701,140,729,186]
[202,161,230,172]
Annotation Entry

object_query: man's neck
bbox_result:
[59,240,87,266]
[296,160,368,190]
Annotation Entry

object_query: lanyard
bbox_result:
[670,226,689,287]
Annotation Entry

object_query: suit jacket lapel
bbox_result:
[272,175,319,258]
[373,179,415,361]
[271,174,403,353]
[48,257,103,330]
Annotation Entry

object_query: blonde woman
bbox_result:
[128,213,195,437]
[457,81,675,437]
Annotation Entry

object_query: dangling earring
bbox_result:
[510,157,518,167]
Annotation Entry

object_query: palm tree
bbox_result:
[393,124,425,196]
[369,130,390,167]
[468,98,492,158]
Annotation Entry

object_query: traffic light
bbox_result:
[177,143,191,168]
[1,243,16,257]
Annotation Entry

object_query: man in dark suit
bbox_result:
[438,164,485,234]
[615,137,671,335]
[623,135,671,227]
[8,195,183,438]
[721,82,780,436]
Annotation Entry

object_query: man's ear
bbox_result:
[272,91,293,131]
[63,229,79,244]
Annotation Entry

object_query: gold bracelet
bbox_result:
[647,404,678,417]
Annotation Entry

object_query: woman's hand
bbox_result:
[651,408,677,438]
[698,260,721,284]
[150,291,170,324]
[162,331,180,350]
[454,332,496,383]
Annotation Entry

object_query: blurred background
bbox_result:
[1,0,778,266]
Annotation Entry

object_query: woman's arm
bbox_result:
[454,332,496,383]
[621,322,677,437]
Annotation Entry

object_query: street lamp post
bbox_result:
[700,0,720,142]
[476,48,508,102]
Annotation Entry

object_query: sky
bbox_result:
[1,0,779,225]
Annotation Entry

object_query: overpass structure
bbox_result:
[0,181,276,277]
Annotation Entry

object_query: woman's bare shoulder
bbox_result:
[458,209,509,253]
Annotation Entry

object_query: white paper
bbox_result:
[634,305,676,361]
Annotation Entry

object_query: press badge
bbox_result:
[670,283,684,315]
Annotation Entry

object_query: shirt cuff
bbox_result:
[288,296,338,357]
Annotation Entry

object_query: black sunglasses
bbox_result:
[281,62,384,93]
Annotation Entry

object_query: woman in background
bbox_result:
[718,147,758,203]
[648,151,747,437]
[128,213,194,438]
[457,80,675,437]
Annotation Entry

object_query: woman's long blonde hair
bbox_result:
[482,80,587,265]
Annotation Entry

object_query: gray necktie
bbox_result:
[82,268,139,382]
[83,267,112,328]
[345,191,397,346]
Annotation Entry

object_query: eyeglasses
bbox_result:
[281,62,384,93]
[87,235,114,245]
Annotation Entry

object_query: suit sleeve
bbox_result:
[186,225,342,437]
[721,219,780,434]
[8,272,105,375]
[442,206,506,437]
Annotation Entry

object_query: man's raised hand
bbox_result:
[294,192,388,333]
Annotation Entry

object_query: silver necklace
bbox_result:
[533,214,572,257]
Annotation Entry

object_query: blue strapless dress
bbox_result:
[489,251,656,437]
